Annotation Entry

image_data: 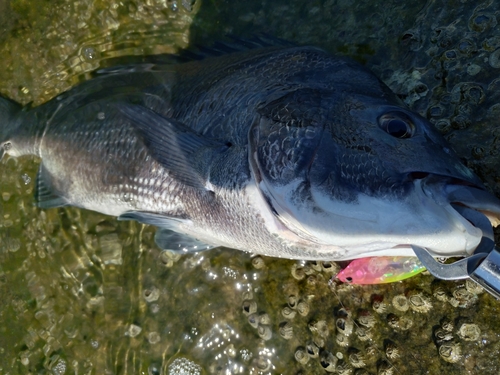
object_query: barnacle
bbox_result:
[278,322,293,340]
[355,326,373,341]
[296,301,310,316]
[242,291,253,300]
[281,306,297,319]
[257,324,272,340]
[336,333,350,347]
[384,340,400,360]
[147,332,161,344]
[251,256,265,269]
[353,370,370,375]
[258,313,271,325]
[294,348,309,364]
[308,319,329,338]
[143,287,160,302]
[364,346,379,365]
[291,264,306,280]
[254,356,271,371]
[319,351,337,373]
[392,294,409,312]
[309,260,323,272]
[158,250,181,267]
[465,279,484,294]
[357,310,377,328]
[398,316,414,331]
[338,307,352,318]
[305,341,320,358]
[438,342,462,363]
[336,317,354,336]
[386,313,400,330]
[126,324,142,338]
[336,360,352,375]
[321,261,339,274]
[306,274,318,285]
[377,360,394,375]
[457,323,481,341]
[241,300,257,316]
[247,313,259,329]
[441,319,454,332]
[451,287,478,308]
[434,328,454,344]
[433,286,449,302]
[372,296,387,314]
[408,292,432,313]
[287,294,298,309]
[312,335,325,349]
[489,48,500,68]
[348,348,366,368]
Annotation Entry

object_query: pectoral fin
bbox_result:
[118,210,184,227]
[35,164,70,208]
[118,104,229,190]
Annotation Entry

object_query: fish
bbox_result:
[1,37,500,261]
[335,256,426,284]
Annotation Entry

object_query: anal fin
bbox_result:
[155,228,215,253]
[118,210,215,253]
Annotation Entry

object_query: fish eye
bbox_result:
[378,112,415,139]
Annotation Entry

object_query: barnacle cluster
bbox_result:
[241,295,273,341]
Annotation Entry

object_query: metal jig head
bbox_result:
[412,205,500,299]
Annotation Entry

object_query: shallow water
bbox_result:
[1,0,500,374]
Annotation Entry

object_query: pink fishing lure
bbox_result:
[336,256,426,284]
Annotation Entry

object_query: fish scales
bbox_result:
[1,39,500,261]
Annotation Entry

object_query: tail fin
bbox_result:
[0,95,22,124]
[0,95,23,159]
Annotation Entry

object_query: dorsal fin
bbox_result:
[96,34,297,75]
[178,34,297,61]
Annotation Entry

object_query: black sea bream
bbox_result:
[1,39,499,260]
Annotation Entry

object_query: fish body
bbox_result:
[1,39,500,260]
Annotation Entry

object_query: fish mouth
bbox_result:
[418,173,500,255]
[444,184,500,227]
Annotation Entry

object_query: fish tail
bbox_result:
[0,94,22,126]
[0,95,26,159]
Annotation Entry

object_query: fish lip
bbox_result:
[406,171,484,189]
[418,173,500,212]
[420,174,500,252]
[444,184,500,211]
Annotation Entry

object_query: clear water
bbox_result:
[1,0,500,374]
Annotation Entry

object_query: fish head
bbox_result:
[250,76,500,259]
